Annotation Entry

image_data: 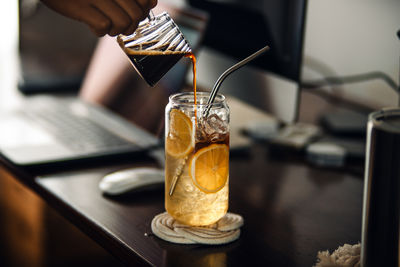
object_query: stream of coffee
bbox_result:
[184,53,197,120]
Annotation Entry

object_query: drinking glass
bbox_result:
[165,92,230,226]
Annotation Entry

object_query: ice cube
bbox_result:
[209,132,222,142]
[194,114,228,143]
[195,123,208,143]
[204,114,228,135]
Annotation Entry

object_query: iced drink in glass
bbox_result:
[165,92,229,226]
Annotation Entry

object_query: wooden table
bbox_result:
[0,140,363,267]
[0,84,365,267]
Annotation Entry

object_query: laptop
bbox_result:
[0,2,208,169]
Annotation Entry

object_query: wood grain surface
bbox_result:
[33,145,363,267]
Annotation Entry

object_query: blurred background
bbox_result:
[1,0,399,117]
[0,0,399,266]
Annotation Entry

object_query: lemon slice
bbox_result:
[166,109,193,157]
[189,144,229,193]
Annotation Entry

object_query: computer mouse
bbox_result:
[99,167,164,195]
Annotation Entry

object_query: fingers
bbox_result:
[92,0,158,36]
[93,0,134,36]
[42,0,158,37]
[135,0,158,11]
[113,0,158,35]
[80,6,112,37]
[113,0,145,35]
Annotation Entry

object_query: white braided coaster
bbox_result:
[151,212,244,245]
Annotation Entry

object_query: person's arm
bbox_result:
[79,36,166,134]
[79,35,131,105]
[40,0,157,36]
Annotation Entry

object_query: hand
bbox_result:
[41,0,157,36]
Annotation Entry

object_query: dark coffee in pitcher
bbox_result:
[117,12,192,87]
[123,46,189,87]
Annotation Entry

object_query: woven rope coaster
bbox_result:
[151,212,244,245]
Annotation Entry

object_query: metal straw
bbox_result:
[204,45,270,117]
[169,156,187,196]
[169,45,270,197]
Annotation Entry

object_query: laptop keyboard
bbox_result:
[25,106,137,153]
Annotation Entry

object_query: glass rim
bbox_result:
[169,92,226,108]
[369,107,400,133]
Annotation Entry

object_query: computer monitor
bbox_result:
[186,0,308,123]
